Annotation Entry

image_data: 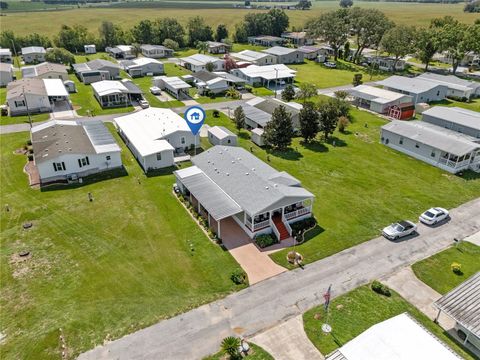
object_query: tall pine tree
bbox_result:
[299,102,319,143]
[233,106,246,132]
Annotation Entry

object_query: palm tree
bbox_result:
[221,336,241,359]
[226,87,240,99]
[196,41,208,54]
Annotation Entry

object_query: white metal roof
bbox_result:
[435,272,480,338]
[329,313,461,360]
[21,46,46,55]
[114,108,190,156]
[43,79,68,97]
[417,73,480,92]
[349,85,412,104]
[422,106,480,131]
[208,126,236,140]
[181,54,223,66]
[121,57,163,69]
[155,76,191,90]
[231,50,270,62]
[235,64,296,81]
[262,46,298,56]
[0,48,12,56]
[91,80,129,96]
[377,76,446,94]
[382,120,480,156]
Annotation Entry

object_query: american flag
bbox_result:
[323,284,332,311]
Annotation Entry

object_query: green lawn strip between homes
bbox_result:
[303,285,475,359]
[412,242,480,295]
[0,126,244,360]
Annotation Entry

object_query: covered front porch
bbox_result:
[438,151,479,173]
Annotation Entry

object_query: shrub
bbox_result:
[451,262,462,274]
[371,280,391,297]
[291,217,316,237]
[212,110,220,118]
[26,139,32,146]
[338,116,351,133]
[255,233,278,248]
[231,269,247,285]
[27,154,33,161]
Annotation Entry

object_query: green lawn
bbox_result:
[0,88,51,125]
[203,342,273,360]
[230,43,267,53]
[74,52,114,64]
[430,98,480,113]
[290,59,388,89]
[68,74,134,116]
[188,88,236,104]
[203,107,480,268]
[164,62,191,77]
[303,285,475,359]
[408,57,452,70]
[412,242,480,295]
[0,127,244,359]
[246,86,274,97]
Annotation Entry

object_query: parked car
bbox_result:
[419,207,449,225]
[149,86,161,95]
[382,220,417,240]
[324,62,337,68]
[139,99,149,109]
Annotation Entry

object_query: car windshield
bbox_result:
[424,211,435,218]
[393,224,404,232]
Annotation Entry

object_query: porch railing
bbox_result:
[282,213,292,236]
[284,206,311,220]
[253,219,270,231]
[269,217,281,241]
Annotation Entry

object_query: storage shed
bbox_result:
[208,126,237,146]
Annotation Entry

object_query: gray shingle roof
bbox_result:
[434,272,480,338]
[241,104,271,127]
[191,146,313,215]
[382,120,480,156]
[378,76,446,94]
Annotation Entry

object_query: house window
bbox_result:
[399,137,403,145]
[156,152,162,161]
[181,137,186,145]
[431,151,435,157]
[227,139,231,144]
[78,156,90,168]
[385,138,389,144]
[415,143,420,148]
[106,155,111,161]
[53,162,65,171]
[14,100,25,107]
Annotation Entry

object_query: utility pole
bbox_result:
[10,39,20,70]
[275,68,279,99]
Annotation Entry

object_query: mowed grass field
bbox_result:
[0,127,245,359]
[202,107,480,268]
[2,1,478,37]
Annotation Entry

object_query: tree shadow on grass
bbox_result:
[266,147,303,161]
[301,140,329,153]
[326,136,347,147]
[238,131,250,140]
[40,167,128,192]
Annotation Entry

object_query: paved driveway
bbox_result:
[78,198,480,360]
[250,315,324,360]
[221,217,286,285]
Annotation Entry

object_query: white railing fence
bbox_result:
[282,213,292,236]
[269,217,280,241]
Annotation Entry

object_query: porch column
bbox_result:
[218,219,221,239]
[208,213,211,227]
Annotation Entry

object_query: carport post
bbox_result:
[218,219,221,239]
[434,309,441,324]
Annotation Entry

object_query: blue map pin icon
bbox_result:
[184,106,206,135]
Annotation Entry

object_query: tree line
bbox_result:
[308,9,480,74]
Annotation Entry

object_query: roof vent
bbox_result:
[252,167,255,171]
[231,160,235,164]
[245,172,249,175]
[265,186,269,190]
[226,172,229,176]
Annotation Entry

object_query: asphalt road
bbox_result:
[78,198,480,360]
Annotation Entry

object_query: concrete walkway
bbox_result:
[221,218,286,285]
[78,198,480,360]
[465,231,480,246]
[382,267,455,330]
[250,315,324,360]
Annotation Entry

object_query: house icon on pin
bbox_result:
[190,112,201,121]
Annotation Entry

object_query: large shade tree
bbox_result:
[263,106,294,150]
[299,102,319,143]
[380,25,416,73]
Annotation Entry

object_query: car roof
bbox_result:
[398,220,412,227]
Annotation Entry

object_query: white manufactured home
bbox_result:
[381,120,480,174]
[175,146,314,240]
[377,75,448,104]
[21,62,69,81]
[417,73,480,100]
[114,108,199,172]
[180,54,225,72]
[230,50,277,66]
[120,57,164,77]
[31,120,122,184]
[0,63,14,87]
[140,44,174,59]
[230,64,296,89]
[21,46,46,64]
[153,76,191,100]
[422,106,480,139]
[73,59,120,84]
[262,46,304,64]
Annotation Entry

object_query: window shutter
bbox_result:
[78,159,82,168]
[86,156,89,165]
[53,163,57,171]
[62,162,66,171]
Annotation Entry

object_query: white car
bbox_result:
[382,220,417,240]
[138,99,149,109]
[149,86,161,95]
[419,207,449,225]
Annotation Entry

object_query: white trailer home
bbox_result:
[31,120,122,184]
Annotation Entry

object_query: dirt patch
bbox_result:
[233,326,246,335]
[24,161,40,187]
[355,132,374,143]
[14,148,27,155]
[314,313,322,320]
[9,251,53,279]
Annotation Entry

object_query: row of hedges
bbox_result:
[291,217,317,238]
[255,233,278,248]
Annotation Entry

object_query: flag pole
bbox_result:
[322,284,333,334]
